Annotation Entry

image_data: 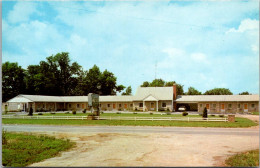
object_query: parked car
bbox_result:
[178,106,186,111]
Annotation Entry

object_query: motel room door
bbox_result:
[221,104,225,113]
[113,104,116,109]
[244,104,248,113]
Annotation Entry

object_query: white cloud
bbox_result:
[227,19,259,33]
[8,2,39,24]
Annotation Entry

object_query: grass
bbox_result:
[252,112,259,115]
[2,117,257,128]
[2,131,75,167]
[225,149,259,167]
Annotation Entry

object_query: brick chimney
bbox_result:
[173,84,177,111]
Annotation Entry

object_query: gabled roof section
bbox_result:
[143,95,158,101]
[7,95,33,103]
[176,95,259,102]
[134,87,173,101]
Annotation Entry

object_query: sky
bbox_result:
[2,0,259,95]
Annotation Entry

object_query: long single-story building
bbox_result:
[6,85,260,114]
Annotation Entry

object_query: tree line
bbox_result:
[141,79,251,96]
[2,52,128,102]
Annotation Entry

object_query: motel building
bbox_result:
[5,85,259,114]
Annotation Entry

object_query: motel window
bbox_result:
[139,103,143,107]
[200,104,202,108]
[213,104,216,108]
[119,104,122,108]
[130,104,133,107]
[251,104,255,108]
[238,104,241,108]
[228,104,232,108]
[162,102,166,107]
[107,104,110,108]
[69,104,71,108]
[77,104,80,108]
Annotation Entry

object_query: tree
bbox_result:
[204,88,233,95]
[239,91,251,95]
[141,81,150,87]
[203,107,208,118]
[2,62,26,102]
[150,78,165,87]
[185,87,202,95]
[122,86,132,95]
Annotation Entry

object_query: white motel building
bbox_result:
[6,85,259,114]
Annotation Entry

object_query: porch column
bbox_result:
[55,102,57,111]
[237,102,238,113]
[64,102,65,111]
[143,101,145,112]
[33,102,36,112]
[156,101,158,112]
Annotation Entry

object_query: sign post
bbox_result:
[88,93,100,116]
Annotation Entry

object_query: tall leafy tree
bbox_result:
[185,87,202,95]
[204,88,233,95]
[2,62,26,102]
[150,78,165,87]
[122,86,132,95]
[239,91,251,95]
[141,81,150,87]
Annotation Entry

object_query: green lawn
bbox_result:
[2,117,257,128]
[15,112,224,118]
[2,131,75,167]
[252,112,259,115]
[225,149,259,167]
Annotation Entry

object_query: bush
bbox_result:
[82,109,86,113]
[158,108,165,111]
[166,107,170,111]
[72,110,76,115]
[38,113,43,115]
[166,112,171,115]
[64,112,70,114]
[210,114,215,117]
[2,129,7,145]
[101,111,104,114]
[133,112,137,114]
[116,112,121,114]
[50,112,56,114]
[135,107,138,111]
[203,107,208,118]
[150,112,153,115]
[182,112,188,116]
[219,114,224,117]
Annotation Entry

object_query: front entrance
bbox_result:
[244,104,248,112]
[221,104,225,113]
[151,102,155,110]
[113,104,116,109]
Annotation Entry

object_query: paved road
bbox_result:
[3,124,259,136]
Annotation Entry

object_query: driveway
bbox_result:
[3,124,259,167]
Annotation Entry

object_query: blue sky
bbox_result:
[2,1,259,95]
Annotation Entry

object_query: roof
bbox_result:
[176,95,259,102]
[133,87,173,101]
[7,94,134,103]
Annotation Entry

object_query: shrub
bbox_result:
[64,112,70,114]
[82,109,86,113]
[101,111,104,114]
[166,107,170,111]
[135,107,138,111]
[203,107,208,118]
[158,108,165,111]
[50,112,56,114]
[150,112,153,115]
[133,112,137,114]
[116,112,121,114]
[182,112,188,116]
[72,110,76,115]
[38,113,43,115]
[219,114,224,117]
[2,129,7,145]
[166,112,171,115]
[210,114,215,117]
